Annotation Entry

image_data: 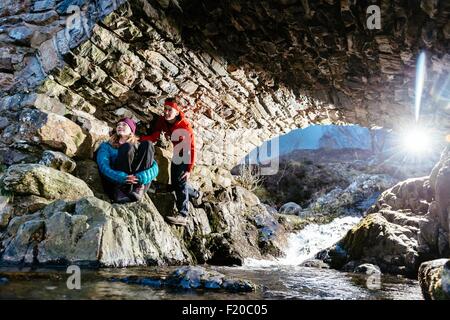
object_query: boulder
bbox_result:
[300,259,330,269]
[418,259,450,300]
[0,196,192,267]
[251,207,288,257]
[17,109,86,157]
[110,266,256,292]
[319,212,423,277]
[354,263,381,275]
[433,154,450,233]
[205,200,262,265]
[183,204,213,263]
[1,218,45,264]
[369,176,432,214]
[39,150,76,173]
[2,164,93,201]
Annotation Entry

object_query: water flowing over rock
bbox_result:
[318,146,450,279]
[245,215,360,268]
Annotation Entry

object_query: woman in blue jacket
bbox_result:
[96,118,158,203]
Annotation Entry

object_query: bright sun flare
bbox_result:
[401,127,432,153]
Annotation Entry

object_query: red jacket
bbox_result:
[141,113,196,172]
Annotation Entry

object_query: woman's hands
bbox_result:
[126,175,138,184]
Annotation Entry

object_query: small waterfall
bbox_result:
[244,215,361,268]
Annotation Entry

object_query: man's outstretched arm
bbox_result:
[140,117,164,143]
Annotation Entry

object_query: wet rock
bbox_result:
[252,208,287,257]
[2,164,93,201]
[111,266,255,292]
[2,219,45,264]
[204,202,260,264]
[39,150,76,173]
[300,259,330,269]
[354,263,382,275]
[418,259,450,300]
[222,279,255,293]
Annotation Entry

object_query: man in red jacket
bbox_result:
[141,97,200,226]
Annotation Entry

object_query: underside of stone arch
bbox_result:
[1,0,449,173]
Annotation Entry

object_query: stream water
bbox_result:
[0,216,422,300]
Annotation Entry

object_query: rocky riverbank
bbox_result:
[314,146,450,299]
[0,160,288,267]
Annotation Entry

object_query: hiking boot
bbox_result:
[129,184,145,202]
[114,187,132,204]
[165,215,188,226]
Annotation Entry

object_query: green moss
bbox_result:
[341,214,380,258]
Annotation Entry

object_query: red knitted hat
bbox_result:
[164,101,181,113]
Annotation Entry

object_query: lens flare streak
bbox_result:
[415,52,426,123]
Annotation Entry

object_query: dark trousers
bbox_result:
[100,141,154,200]
[171,162,199,217]
[114,141,154,176]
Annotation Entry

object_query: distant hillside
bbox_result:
[243,125,390,164]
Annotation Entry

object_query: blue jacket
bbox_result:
[96,142,159,185]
